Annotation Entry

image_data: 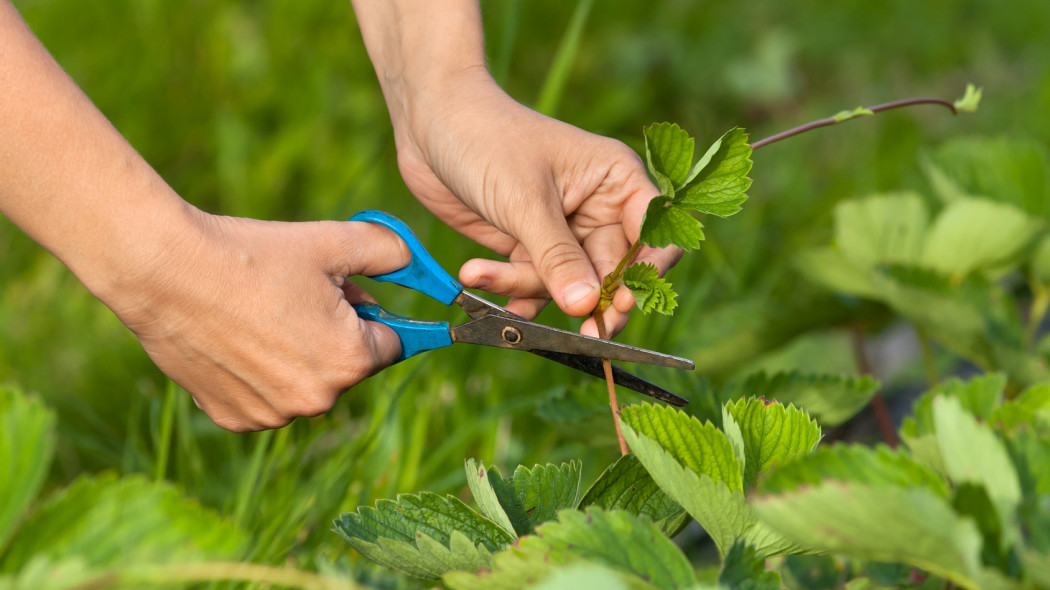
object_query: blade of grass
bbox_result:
[535,0,594,116]
[152,381,177,482]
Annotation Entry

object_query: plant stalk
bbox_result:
[850,325,899,448]
[594,306,629,455]
[751,97,958,150]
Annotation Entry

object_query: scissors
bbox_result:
[349,210,693,407]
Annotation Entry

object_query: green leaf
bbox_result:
[953,84,983,113]
[752,483,989,589]
[443,508,698,590]
[992,383,1050,434]
[902,374,1007,439]
[933,396,1021,548]
[872,264,993,363]
[795,246,880,298]
[644,122,694,192]
[832,106,874,123]
[623,263,678,315]
[677,128,752,218]
[0,385,56,555]
[722,398,821,489]
[924,136,1049,218]
[464,459,582,538]
[921,197,1043,278]
[579,453,688,538]
[619,405,766,557]
[758,443,949,498]
[719,541,783,590]
[0,474,245,572]
[639,197,706,250]
[620,404,742,490]
[728,371,880,427]
[833,192,929,270]
[334,491,514,579]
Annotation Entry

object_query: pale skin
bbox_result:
[0,0,677,431]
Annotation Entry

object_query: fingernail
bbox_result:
[562,282,598,309]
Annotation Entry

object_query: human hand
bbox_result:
[103,212,410,432]
[388,69,680,337]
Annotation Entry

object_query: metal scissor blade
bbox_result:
[451,314,695,370]
[530,350,689,407]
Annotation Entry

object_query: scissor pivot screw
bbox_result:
[501,326,523,345]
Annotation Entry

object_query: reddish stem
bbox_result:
[595,307,629,455]
[850,325,899,448]
[751,97,957,150]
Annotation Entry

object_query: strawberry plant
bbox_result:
[335,373,1050,589]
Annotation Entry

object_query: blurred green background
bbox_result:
[2,0,1049,585]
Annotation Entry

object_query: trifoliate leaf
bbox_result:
[644,122,694,193]
[639,197,706,250]
[464,459,582,538]
[677,128,752,218]
[579,453,687,538]
[752,483,996,590]
[921,197,1043,278]
[0,385,55,555]
[758,443,950,498]
[617,404,773,557]
[727,371,880,427]
[334,491,513,579]
[832,106,874,123]
[953,84,982,113]
[722,398,822,489]
[443,508,698,590]
[622,263,678,315]
[0,474,245,571]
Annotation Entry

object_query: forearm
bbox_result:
[349,0,490,140]
[0,1,196,302]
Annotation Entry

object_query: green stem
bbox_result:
[597,240,644,314]
[751,97,958,150]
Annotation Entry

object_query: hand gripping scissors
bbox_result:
[349,210,694,406]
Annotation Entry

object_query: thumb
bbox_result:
[512,210,600,317]
[318,220,412,278]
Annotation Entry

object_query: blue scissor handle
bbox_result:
[353,302,453,362]
[349,210,462,306]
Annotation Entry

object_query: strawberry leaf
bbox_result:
[622,263,678,315]
[334,492,514,579]
[644,122,694,192]
[639,197,706,250]
[579,453,688,538]
[677,127,753,218]
[443,508,698,590]
[464,459,582,538]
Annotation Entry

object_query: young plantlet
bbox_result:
[596,84,982,455]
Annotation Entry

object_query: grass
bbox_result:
[2,0,1049,587]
